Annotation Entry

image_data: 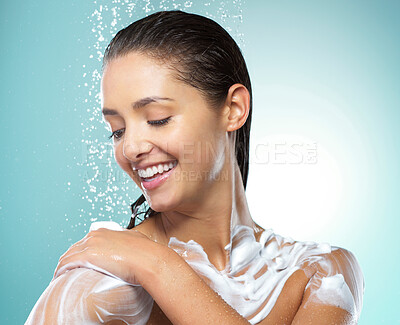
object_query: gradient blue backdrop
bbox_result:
[1,0,399,324]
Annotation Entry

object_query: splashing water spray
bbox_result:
[72,0,245,234]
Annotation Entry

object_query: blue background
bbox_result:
[1,0,398,324]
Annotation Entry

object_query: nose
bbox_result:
[122,130,153,161]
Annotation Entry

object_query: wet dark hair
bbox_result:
[102,10,252,229]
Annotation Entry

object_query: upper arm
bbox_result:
[25,268,154,325]
[292,248,365,325]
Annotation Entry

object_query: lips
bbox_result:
[139,162,177,190]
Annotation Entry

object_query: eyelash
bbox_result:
[108,117,171,140]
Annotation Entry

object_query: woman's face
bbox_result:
[101,52,230,212]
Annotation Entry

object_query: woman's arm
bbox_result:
[51,223,251,324]
[142,244,363,325]
[141,244,252,325]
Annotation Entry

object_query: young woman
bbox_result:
[25,10,364,325]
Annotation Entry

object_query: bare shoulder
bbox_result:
[321,246,363,271]
[131,213,169,246]
[132,215,157,234]
[308,247,364,301]
[252,229,364,325]
[292,246,364,324]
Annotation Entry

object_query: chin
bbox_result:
[148,192,183,213]
[148,203,170,213]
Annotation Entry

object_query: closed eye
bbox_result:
[108,117,172,141]
[147,116,171,126]
[108,129,124,140]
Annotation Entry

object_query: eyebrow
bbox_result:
[102,96,174,116]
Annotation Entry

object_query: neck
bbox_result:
[154,157,257,272]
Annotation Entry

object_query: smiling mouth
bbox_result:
[138,161,178,191]
[138,160,178,181]
[142,167,174,182]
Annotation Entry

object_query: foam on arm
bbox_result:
[25,267,154,325]
[25,221,154,325]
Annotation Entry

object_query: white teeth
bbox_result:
[138,160,177,178]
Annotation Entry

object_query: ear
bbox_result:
[222,83,250,132]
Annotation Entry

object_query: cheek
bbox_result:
[114,145,138,181]
[189,133,226,175]
[114,145,126,168]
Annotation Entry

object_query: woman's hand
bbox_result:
[52,226,252,324]
[52,227,161,286]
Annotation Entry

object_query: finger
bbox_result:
[54,261,84,279]
[53,230,110,279]
[56,238,92,272]
[53,252,115,280]
[53,247,91,279]
[57,229,101,262]
[53,250,82,279]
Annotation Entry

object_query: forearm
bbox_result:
[140,246,251,325]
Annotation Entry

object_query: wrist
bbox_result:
[135,243,177,289]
